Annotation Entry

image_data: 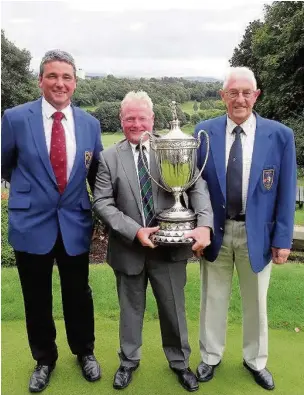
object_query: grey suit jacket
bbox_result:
[93,139,213,275]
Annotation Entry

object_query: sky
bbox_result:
[1,0,272,79]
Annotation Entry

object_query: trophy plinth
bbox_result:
[139,101,209,245]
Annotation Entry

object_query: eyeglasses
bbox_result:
[225,90,255,99]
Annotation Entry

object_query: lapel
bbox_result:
[209,115,227,200]
[66,106,85,187]
[117,140,142,213]
[247,113,273,202]
[28,98,57,184]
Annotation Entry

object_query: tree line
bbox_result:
[1,1,303,166]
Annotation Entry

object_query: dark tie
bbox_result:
[50,111,67,194]
[226,126,243,219]
[136,145,154,226]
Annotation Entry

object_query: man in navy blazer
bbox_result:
[194,67,296,391]
[1,50,102,392]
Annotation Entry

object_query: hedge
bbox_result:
[1,198,15,267]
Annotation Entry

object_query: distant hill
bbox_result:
[183,76,221,82]
[85,73,221,82]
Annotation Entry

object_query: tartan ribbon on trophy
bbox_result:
[136,145,155,226]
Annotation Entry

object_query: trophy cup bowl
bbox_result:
[139,101,209,245]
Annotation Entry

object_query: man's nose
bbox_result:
[55,78,64,87]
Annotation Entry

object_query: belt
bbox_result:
[226,214,246,222]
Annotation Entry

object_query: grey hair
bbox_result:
[223,67,257,90]
[120,91,153,114]
[39,49,76,77]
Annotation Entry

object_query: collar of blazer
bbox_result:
[206,111,273,202]
[27,98,87,195]
[116,137,160,215]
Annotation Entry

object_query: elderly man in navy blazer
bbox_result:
[194,67,296,391]
[1,50,102,392]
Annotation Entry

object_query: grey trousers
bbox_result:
[199,219,272,370]
[115,258,190,370]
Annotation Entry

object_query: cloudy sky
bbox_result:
[1,0,272,79]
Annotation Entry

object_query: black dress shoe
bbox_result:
[113,364,139,390]
[29,364,55,393]
[77,354,101,382]
[196,361,221,382]
[171,367,199,392]
[243,361,275,390]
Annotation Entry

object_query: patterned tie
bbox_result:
[226,125,243,218]
[50,111,67,194]
[136,145,154,226]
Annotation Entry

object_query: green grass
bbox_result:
[2,264,304,395]
[2,319,304,395]
[297,177,304,186]
[81,105,98,112]
[102,132,124,148]
[295,208,304,225]
[180,101,197,115]
[2,264,304,329]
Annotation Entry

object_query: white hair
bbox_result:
[223,67,257,90]
[120,91,153,114]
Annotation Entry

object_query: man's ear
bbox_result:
[219,89,225,101]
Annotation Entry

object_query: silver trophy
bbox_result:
[139,101,209,245]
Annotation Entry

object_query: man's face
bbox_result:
[220,77,260,124]
[39,61,76,110]
[120,103,154,144]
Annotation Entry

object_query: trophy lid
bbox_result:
[161,101,195,141]
[150,101,198,150]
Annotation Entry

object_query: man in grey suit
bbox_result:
[93,91,213,392]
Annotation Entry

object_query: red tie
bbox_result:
[50,111,67,194]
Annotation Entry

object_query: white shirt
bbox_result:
[129,139,151,226]
[41,97,76,180]
[225,113,256,213]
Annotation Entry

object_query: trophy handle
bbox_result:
[139,132,171,193]
[183,129,210,190]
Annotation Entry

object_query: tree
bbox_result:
[92,102,121,132]
[229,2,304,121]
[1,30,39,113]
[230,20,264,88]
[193,101,198,112]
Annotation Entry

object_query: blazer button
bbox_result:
[222,205,225,209]
[220,227,223,231]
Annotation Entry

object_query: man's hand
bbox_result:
[271,247,290,264]
[184,226,211,258]
[136,226,160,248]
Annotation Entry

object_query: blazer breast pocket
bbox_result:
[260,166,276,193]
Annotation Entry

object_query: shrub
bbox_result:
[1,199,15,267]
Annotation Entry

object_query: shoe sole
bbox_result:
[196,373,213,383]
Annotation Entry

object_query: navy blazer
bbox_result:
[195,113,297,273]
[1,98,103,255]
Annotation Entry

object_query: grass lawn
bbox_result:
[180,100,197,115]
[295,208,304,225]
[297,177,304,186]
[1,264,304,394]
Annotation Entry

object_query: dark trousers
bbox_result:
[115,259,190,370]
[15,235,95,365]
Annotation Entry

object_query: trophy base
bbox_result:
[151,218,196,246]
